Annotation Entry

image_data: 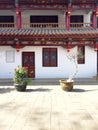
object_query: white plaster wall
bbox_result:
[22,10,62,24]
[0,10,16,21]
[0,46,21,78]
[76,46,97,78]
[21,10,92,25]
[0,10,15,15]
[71,10,91,23]
[0,46,96,79]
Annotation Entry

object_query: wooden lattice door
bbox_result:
[22,52,35,78]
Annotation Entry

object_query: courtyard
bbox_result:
[0,79,98,130]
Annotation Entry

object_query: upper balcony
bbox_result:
[0,22,93,30]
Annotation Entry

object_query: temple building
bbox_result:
[0,0,98,79]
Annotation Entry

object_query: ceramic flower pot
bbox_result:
[59,80,74,91]
[14,83,27,91]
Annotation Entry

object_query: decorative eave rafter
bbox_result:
[0,0,97,10]
[0,28,98,46]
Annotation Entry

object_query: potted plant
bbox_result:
[13,65,31,91]
[60,47,78,91]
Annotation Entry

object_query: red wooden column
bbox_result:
[66,0,72,30]
[92,11,96,29]
[15,0,21,30]
[16,7,22,29]
[92,6,98,29]
[96,6,98,28]
[66,6,71,30]
[96,6,98,17]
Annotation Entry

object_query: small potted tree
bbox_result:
[14,65,31,91]
[60,46,78,91]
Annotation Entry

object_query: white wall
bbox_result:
[0,46,96,79]
[22,10,62,24]
[0,10,15,15]
[76,46,97,78]
[0,46,21,78]
[22,10,92,25]
[0,10,16,21]
[71,10,91,23]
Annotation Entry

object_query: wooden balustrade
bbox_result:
[22,23,64,29]
[22,22,93,29]
[0,23,16,28]
[70,23,92,28]
[0,22,93,29]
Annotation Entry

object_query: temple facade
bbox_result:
[0,0,98,79]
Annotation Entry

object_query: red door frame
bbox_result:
[22,52,35,78]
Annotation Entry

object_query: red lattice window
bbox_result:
[43,48,57,67]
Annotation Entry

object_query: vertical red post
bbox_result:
[96,6,98,29]
[67,44,71,52]
[94,40,98,51]
[16,7,21,29]
[66,12,68,30]
[16,43,20,52]
[66,6,71,30]
[92,12,96,29]
[93,6,98,29]
[96,6,98,17]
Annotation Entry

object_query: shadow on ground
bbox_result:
[72,88,98,93]
[0,87,15,94]
[26,87,52,92]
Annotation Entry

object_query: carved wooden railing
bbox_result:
[70,23,92,28]
[0,22,93,29]
[22,23,65,29]
[22,22,93,29]
[0,23,16,28]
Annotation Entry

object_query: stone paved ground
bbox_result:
[0,79,98,130]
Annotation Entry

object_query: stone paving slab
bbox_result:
[0,82,98,130]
